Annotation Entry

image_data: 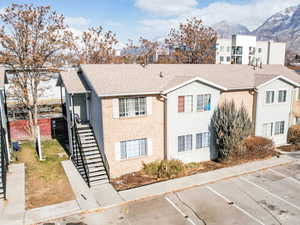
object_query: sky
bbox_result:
[1,0,300,48]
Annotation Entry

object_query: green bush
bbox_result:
[212,100,252,161]
[287,125,300,144]
[142,160,185,179]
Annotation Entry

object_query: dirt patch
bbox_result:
[277,144,300,152]
[13,140,75,209]
[111,150,277,191]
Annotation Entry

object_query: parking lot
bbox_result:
[48,160,300,225]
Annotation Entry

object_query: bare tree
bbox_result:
[165,17,217,64]
[0,4,74,138]
[75,26,118,64]
[122,38,158,64]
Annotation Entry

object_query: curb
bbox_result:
[33,156,296,224]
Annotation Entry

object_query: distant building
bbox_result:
[216,35,286,65]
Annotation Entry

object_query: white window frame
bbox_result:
[278,90,287,103]
[274,121,284,135]
[119,97,147,118]
[197,94,211,112]
[262,122,273,137]
[265,90,275,104]
[196,132,210,149]
[178,134,192,152]
[120,138,147,160]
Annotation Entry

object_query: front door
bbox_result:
[73,94,88,122]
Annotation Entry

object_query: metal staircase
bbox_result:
[72,123,109,187]
[0,126,8,200]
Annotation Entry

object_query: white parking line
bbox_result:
[165,196,197,225]
[269,168,300,185]
[240,176,300,211]
[206,186,266,225]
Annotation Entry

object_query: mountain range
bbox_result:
[213,4,300,60]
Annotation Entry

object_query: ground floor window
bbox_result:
[178,135,192,152]
[274,121,285,135]
[196,132,210,148]
[120,138,147,159]
[262,123,273,137]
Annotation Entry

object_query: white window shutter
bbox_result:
[146,97,152,116]
[112,98,119,119]
[115,142,121,160]
[147,138,153,156]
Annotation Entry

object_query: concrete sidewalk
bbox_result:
[119,155,294,202]
[0,163,25,225]
[62,160,123,209]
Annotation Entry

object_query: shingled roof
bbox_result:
[60,64,300,96]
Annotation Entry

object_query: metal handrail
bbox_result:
[0,127,8,200]
[89,123,110,180]
[73,122,90,187]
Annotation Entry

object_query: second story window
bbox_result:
[178,95,193,113]
[265,91,274,104]
[119,97,146,118]
[278,90,287,103]
[197,94,211,112]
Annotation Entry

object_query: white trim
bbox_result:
[112,98,119,119]
[146,96,152,116]
[256,75,300,89]
[98,92,160,97]
[162,77,227,95]
[115,142,121,160]
[147,138,153,156]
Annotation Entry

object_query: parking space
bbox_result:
[49,161,300,225]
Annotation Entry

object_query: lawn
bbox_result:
[13,139,75,209]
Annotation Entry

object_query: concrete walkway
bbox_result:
[0,163,25,225]
[62,160,123,209]
[119,155,294,202]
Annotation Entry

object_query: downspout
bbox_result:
[160,92,168,160]
[289,87,296,127]
[249,88,258,135]
[70,94,75,159]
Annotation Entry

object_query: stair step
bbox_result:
[82,143,97,148]
[77,128,92,133]
[83,147,98,152]
[90,179,109,186]
[86,158,102,164]
[84,151,100,157]
[89,174,108,181]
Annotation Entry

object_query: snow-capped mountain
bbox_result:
[252,4,300,57]
[212,20,250,38]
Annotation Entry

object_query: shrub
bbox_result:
[287,125,300,144]
[212,101,252,161]
[142,160,185,179]
[242,136,274,152]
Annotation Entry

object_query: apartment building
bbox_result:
[216,35,286,65]
[58,64,300,183]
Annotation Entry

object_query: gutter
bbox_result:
[160,93,168,160]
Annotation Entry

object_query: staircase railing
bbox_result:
[89,124,110,180]
[72,122,90,187]
[1,126,8,200]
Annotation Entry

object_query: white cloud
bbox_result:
[65,16,90,28]
[138,0,300,39]
[107,21,122,27]
[134,0,197,16]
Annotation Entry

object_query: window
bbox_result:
[258,48,262,53]
[227,46,231,53]
[265,91,274,104]
[220,46,224,52]
[296,117,300,125]
[220,56,224,62]
[278,90,287,103]
[178,135,192,152]
[119,97,146,118]
[226,56,231,62]
[196,132,210,149]
[178,96,193,113]
[197,94,211,112]
[262,123,273,137]
[120,138,147,159]
[274,121,284,135]
[298,88,300,100]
